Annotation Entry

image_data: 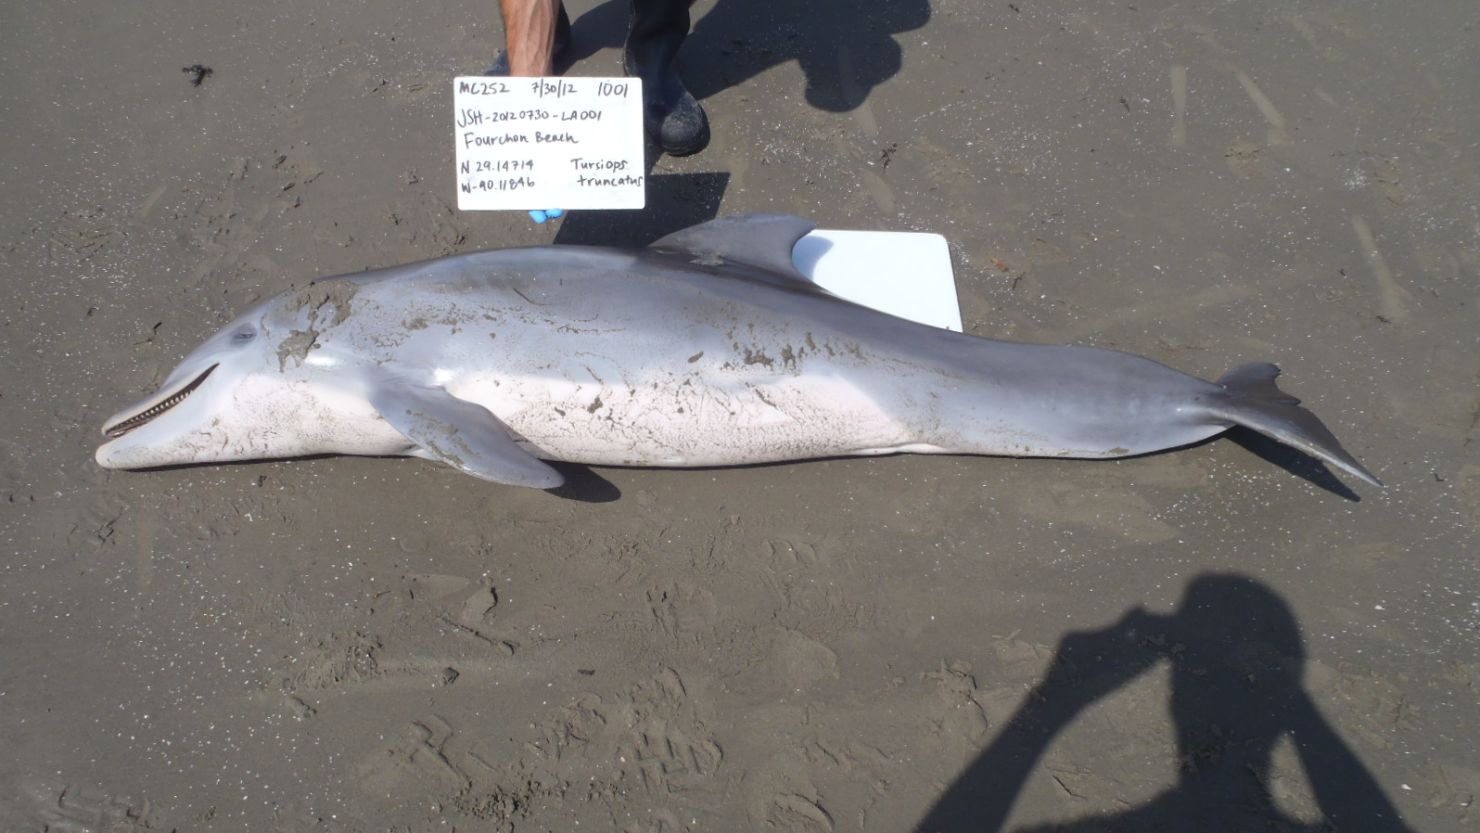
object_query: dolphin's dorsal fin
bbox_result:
[368,377,564,489]
[649,213,817,284]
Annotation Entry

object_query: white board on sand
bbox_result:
[793,229,962,332]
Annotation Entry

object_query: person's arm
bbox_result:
[498,0,561,76]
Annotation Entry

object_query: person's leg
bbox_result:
[492,0,570,223]
[625,0,709,156]
[496,0,570,75]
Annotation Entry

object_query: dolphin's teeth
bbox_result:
[103,364,218,438]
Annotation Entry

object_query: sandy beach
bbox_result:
[1,0,1476,830]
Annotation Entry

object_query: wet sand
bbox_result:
[1,0,1477,830]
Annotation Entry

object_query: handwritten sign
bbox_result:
[453,77,645,211]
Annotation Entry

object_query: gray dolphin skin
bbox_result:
[96,214,1381,490]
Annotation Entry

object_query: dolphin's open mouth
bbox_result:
[103,364,218,439]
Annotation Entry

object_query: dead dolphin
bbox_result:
[96,214,1380,489]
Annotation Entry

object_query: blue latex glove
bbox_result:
[528,209,564,224]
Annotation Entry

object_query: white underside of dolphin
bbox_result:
[96,214,1381,490]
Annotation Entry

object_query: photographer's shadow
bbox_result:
[916,574,1413,833]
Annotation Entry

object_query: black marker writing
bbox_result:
[463,132,531,148]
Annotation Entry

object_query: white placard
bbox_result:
[453,77,645,211]
[795,230,962,331]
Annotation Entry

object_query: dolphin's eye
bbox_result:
[232,327,256,343]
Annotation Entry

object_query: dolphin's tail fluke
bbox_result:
[1205,363,1382,487]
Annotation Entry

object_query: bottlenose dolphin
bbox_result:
[96,214,1381,489]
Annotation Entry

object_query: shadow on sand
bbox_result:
[550,0,927,245]
[558,0,930,111]
[916,573,1413,833]
[552,170,729,247]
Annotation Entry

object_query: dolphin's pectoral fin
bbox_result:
[368,381,564,489]
[649,213,821,287]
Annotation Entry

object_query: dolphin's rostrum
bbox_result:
[96,214,1381,490]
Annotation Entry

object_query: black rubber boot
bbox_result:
[625,0,709,156]
[552,3,572,60]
